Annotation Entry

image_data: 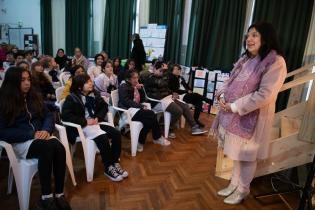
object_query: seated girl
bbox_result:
[0,67,71,210]
[61,74,128,182]
[60,65,85,101]
[118,70,170,152]
[94,60,118,103]
[87,53,104,81]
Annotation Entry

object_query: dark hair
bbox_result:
[172,64,182,71]
[14,51,25,59]
[244,22,283,60]
[25,50,33,56]
[94,53,105,64]
[31,62,52,89]
[70,74,91,94]
[125,69,138,81]
[154,61,164,69]
[0,67,43,126]
[101,60,113,72]
[125,58,135,69]
[57,48,65,53]
[70,65,85,77]
[113,57,121,65]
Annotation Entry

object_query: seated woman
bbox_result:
[0,67,71,210]
[87,53,104,81]
[60,65,85,101]
[169,64,212,127]
[31,62,59,113]
[118,70,170,152]
[118,58,136,83]
[61,74,128,182]
[113,57,124,81]
[94,60,118,103]
[40,56,61,88]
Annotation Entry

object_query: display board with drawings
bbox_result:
[208,71,230,114]
[140,24,167,61]
[8,27,33,50]
[191,67,210,113]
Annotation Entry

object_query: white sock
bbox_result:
[55,193,64,198]
[42,194,53,200]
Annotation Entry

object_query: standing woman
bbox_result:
[0,67,71,209]
[130,34,146,72]
[211,22,287,204]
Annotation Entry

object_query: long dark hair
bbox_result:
[0,67,43,126]
[31,61,51,86]
[243,22,283,60]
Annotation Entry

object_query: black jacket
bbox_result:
[118,81,145,109]
[0,98,54,144]
[168,73,191,95]
[144,72,172,101]
[61,91,108,144]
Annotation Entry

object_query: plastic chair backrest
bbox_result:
[111,89,119,107]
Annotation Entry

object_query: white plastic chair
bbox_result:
[61,111,114,182]
[59,72,71,86]
[0,124,77,210]
[55,86,65,109]
[142,88,172,138]
[111,89,144,157]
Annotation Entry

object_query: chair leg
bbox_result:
[164,112,171,138]
[180,116,186,128]
[84,141,98,182]
[7,166,13,194]
[130,122,143,157]
[15,163,38,210]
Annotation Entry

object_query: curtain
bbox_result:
[65,0,92,57]
[185,0,247,71]
[51,0,66,56]
[253,0,314,111]
[40,0,53,55]
[149,0,185,63]
[103,0,136,59]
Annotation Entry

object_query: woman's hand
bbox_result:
[218,100,232,112]
[34,131,51,140]
[135,83,144,89]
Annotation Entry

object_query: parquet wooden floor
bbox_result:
[0,113,301,210]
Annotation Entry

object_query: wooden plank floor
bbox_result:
[0,113,301,210]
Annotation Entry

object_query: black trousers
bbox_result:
[26,138,66,195]
[132,109,162,144]
[93,124,122,168]
[183,93,212,121]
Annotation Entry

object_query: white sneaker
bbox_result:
[217,183,237,197]
[153,137,171,146]
[223,190,249,205]
[137,143,144,152]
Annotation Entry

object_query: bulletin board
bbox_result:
[140,24,167,61]
[8,27,33,49]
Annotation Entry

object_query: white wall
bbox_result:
[0,0,41,52]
